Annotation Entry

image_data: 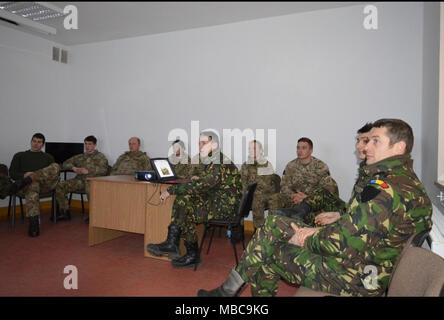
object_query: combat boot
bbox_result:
[171,240,201,269]
[28,216,40,237]
[146,224,181,259]
[197,269,245,297]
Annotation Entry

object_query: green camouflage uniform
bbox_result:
[169,153,192,179]
[240,156,278,228]
[235,154,432,296]
[268,156,336,210]
[9,151,60,217]
[167,149,243,243]
[110,151,152,175]
[56,150,108,210]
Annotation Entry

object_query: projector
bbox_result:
[135,171,157,181]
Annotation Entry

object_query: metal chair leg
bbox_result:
[206,227,216,255]
[81,193,85,214]
[11,194,16,227]
[19,197,24,222]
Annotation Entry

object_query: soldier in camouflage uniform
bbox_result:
[168,139,191,179]
[110,137,152,175]
[0,164,12,199]
[269,138,338,210]
[241,140,278,229]
[198,119,432,297]
[7,133,61,237]
[272,123,374,226]
[55,135,108,220]
[147,131,243,269]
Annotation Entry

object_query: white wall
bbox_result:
[0,2,425,208]
[0,25,72,206]
[68,2,424,202]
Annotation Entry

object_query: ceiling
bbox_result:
[0,2,363,46]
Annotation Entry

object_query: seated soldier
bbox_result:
[198,119,432,297]
[0,164,12,200]
[240,140,277,229]
[146,130,243,269]
[273,123,373,226]
[8,133,61,237]
[55,135,108,221]
[266,137,341,216]
[168,139,191,179]
[110,137,152,175]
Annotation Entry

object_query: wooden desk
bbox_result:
[88,175,178,260]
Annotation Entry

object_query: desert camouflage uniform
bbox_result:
[235,154,432,296]
[169,153,191,179]
[167,149,243,243]
[0,164,12,199]
[268,157,335,210]
[56,150,108,210]
[18,163,61,217]
[241,156,278,228]
[110,151,151,175]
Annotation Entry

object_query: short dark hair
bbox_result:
[84,135,97,144]
[172,139,185,149]
[297,137,313,149]
[357,122,373,134]
[32,133,45,144]
[372,118,414,154]
[200,130,219,145]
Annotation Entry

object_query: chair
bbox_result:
[294,231,432,297]
[196,182,258,271]
[8,190,57,227]
[387,246,444,296]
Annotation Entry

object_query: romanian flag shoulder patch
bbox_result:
[370,179,389,189]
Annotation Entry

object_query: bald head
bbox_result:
[128,137,141,152]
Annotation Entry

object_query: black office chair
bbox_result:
[8,190,57,227]
[196,183,258,271]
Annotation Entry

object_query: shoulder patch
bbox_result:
[361,186,381,202]
[370,179,389,189]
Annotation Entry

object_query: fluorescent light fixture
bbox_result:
[0,2,65,35]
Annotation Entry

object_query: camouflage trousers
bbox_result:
[55,177,90,211]
[0,174,12,200]
[251,193,275,229]
[268,187,345,224]
[18,163,61,217]
[170,193,240,243]
[235,214,361,296]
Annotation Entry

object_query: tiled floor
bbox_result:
[0,209,298,297]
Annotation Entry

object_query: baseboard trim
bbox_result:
[0,199,88,221]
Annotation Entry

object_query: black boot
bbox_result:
[146,224,181,259]
[28,216,40,237]
[11,176,32,194]
[197,269,245,297]
[171,240,201,269]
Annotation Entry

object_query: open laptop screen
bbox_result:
[152,158,175,179]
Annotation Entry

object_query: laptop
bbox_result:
[148,158,188,184]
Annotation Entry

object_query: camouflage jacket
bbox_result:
[62,150,109,181]
[167,149,243,205]
[280,156,334,196]
[304,154,432,296]
[168,153,191,179]
[110,151,151,175]
[240,156,277,195]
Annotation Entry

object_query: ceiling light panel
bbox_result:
[0,2,64,21]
